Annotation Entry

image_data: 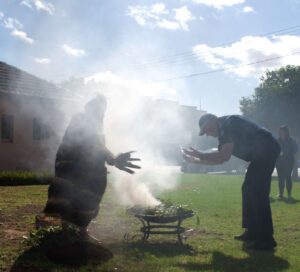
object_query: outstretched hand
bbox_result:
[114,151,141,174]
[181,147,202,158]
[181,147,202,164]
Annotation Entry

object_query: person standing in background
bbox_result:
[276,125,298,200]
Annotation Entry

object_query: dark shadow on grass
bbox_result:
[10,230,113,272]
[10,244,56,272]
[124,240,196,257]
[282,197,300,204]
[177,250,289,272]
[270,196,300,204]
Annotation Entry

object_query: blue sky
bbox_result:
[1,0,300,115]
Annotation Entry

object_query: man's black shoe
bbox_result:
[245,239,277,251]
[234,231,254,242]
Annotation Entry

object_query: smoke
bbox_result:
[81,74,197,207]
[110,161,181,208]
[2,53,199,207]
[112,173,161,208]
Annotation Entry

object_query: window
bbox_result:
[32,118,51,140]
[1,114,14,142]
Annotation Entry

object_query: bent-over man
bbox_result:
[182,114,280,250]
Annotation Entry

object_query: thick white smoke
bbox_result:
[82,75,193,208]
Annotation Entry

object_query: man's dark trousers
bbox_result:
[242,144,280,241]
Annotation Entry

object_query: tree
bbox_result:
[240,65,300,137]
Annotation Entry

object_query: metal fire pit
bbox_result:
[129,208,194,244]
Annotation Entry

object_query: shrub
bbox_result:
[0,171,54,186]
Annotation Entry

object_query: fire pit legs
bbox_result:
[136,216,187,245]
[128,208,194,245]
[177,219,183,244]
[137,217,150,241]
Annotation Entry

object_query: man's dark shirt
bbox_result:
[218,115,278,162]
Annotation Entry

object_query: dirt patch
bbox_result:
[4,229,28,240]
[0,204,44,247]
[0,204,43,226]
[88,218,137,244]
[14,204,43,217]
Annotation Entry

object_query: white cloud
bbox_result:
[11,29,34,44]
[34,57,51,64]
[62,44,87,57]
[193,35,300,77]
[21,0,54,15]
[151,3,169,15]
[174,6,195,31]
[127,3,195,31]
[85,71,178,99]
[3,17,23,30]
[157,19,181,30]
[191,0,245,9]
[242,6,255,13]
[0,12,4,20]
[1,16,34,44]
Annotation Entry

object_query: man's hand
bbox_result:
[181,148,203,164]
[114,151,141,174]
[181,147,202,159]
[182,153,201,164]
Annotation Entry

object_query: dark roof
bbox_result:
[0,61,74,100]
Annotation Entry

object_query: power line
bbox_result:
[155,51,300,82]
[122,24,300,72]
[149,24,300,63]
[139,29,300,70]
[128,29,300,74]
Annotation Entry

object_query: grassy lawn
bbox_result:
[0,174,300,271]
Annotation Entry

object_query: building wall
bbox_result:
[0,94,75,172]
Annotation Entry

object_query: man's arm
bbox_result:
[104,147,116,165]
[182,143,234,165]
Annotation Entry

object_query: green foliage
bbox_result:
[142,199,193,217]
[0,171,54,186]
[240,65,300,136]
[25,226,61,247]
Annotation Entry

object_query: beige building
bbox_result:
[0,61,76,172]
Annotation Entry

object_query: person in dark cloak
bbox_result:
[276,125,298,200]
[44,95,140,239]
[181,114,280,251]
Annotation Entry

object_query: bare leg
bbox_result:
[286,163,294,198]
[276,165,285,198]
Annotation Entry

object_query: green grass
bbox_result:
[0,174,300,271]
